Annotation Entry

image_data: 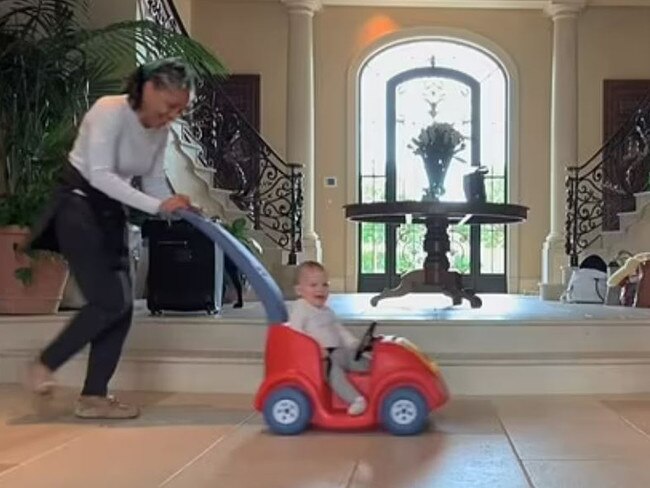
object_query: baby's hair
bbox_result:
[294,260,326,284]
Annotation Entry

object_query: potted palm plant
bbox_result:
[0,0,226,314]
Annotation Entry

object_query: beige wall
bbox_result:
[190,2,650,292]
[174,0,193,33]
[88,0,135,27]
[192,0,288,157]
[578,7,650,159]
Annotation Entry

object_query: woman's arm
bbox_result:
[82,102,163,215]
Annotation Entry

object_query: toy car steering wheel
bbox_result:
[354,321,378,361]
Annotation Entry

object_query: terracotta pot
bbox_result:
[0,226,69,314]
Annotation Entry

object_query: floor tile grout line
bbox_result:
[496,414,536,488]
[616,414,650,440]
[600,402,650,442]
[343,460,360,488]
[0,434,84,480]
[157,412,256,487]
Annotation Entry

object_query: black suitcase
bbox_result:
[142,218,222,315]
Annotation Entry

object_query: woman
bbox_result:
[25,58,196,419]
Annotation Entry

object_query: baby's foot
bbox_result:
[347,396,367,416]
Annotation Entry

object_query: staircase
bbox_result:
[597,191,650,257]
[165,120,247,223]
[578,190,650,261]
[165,120,287,282]
[137,0,302,295]
[566,96,650,266]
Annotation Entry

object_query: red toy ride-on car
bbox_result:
[254,321,449,436]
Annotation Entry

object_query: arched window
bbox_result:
[358,38,509,292]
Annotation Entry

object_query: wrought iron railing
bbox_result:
[138,0,303,263]
[565,96,650,267]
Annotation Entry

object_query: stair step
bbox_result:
[5,346,650,395]
[6,298,650,395]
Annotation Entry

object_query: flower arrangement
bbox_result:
[408,98,466,201]
[410,122,465,162]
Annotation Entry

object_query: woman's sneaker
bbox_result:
[347,396,367,416]
[74,395,140,419]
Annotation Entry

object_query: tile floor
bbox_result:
[1,385,650,487]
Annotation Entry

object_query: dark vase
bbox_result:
[421,152,453,201]
[463,166,489,203]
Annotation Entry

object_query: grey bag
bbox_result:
[565,268,608,304]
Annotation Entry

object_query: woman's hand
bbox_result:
[159,194,192,214]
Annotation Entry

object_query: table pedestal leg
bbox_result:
[370,217,483,308]
[369,269,424,307]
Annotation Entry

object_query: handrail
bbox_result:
[565,94,650,266]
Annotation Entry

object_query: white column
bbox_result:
[540,0,584,300]
[282,0,322,262]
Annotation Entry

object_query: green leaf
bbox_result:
[222,217,262,255]
[14,266,33,286]
[231,217,247,235]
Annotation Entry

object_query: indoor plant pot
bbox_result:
[0,0,227,314]
[0,226,68,314]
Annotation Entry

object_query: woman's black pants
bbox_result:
[39,194,133,397]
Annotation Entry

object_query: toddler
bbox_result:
[288,261,370,416]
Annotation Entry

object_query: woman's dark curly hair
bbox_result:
[124,57,196,110]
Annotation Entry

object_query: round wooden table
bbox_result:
[344,201,528,308]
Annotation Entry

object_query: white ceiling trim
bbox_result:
[321,0,650,8]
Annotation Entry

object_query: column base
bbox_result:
[540,234,571,301]
[539,283,566,301]
[298,231,322,263]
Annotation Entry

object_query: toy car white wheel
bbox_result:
[389,399,419,425]
[263,387,312,435]
[380,387,429,436]
[272,399,300,424]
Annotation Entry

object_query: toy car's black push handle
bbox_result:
[175,209,288,325]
